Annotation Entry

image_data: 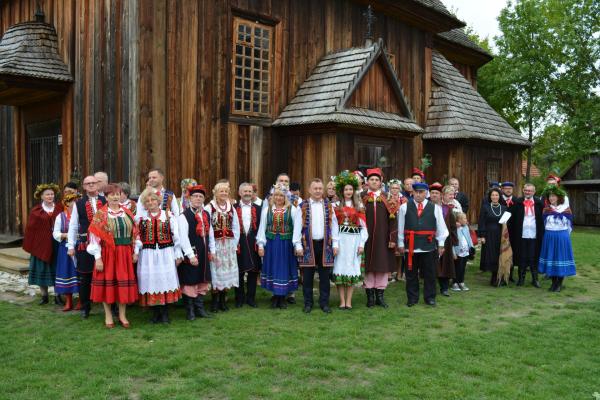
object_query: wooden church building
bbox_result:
[0,0,529,237]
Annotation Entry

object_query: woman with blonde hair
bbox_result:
[257,184,302,309]
[205,182,240,312]
[135,188,182,323]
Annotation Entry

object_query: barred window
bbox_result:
[232,18,273,116]
[486,159,500,183]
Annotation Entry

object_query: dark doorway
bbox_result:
[26,119,61,208]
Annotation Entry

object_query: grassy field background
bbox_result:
[1,228,599,399]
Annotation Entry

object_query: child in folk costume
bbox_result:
[332,171,368,310]
[205,182,240,312]
[177,185,214,320]
[452,212,474,291]
[362,168,399,309]
[135,188,182,324]
[538,185,576,292]
[53,193,82,311]
[257,184,302,309]
[298,178,340,314]
[87,184,139,329]
[23,183,63,305]
[234,183,262,308]
[388,178,407,282]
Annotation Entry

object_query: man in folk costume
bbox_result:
[298,178,339,313]
[67,175,107,318]
[234,183,262,308]
[509,183,544,287]
[136,168,180,219]
[177,185,214,320]
[411,167,425,183]
[362,168,399,309]
[398,183,449,307]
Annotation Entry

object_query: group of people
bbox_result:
[22,166,576,329]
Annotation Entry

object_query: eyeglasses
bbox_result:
[83,181,99,186]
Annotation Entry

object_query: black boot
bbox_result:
[54,294,64,305]
[509,267,515,283]
[184,296,195,321]
[194,295,212,318]
[554,277,564,292]
[366,289,375,308]
[531,270,541,288]
[375,289,389,308]
[490,272,498,287]
[161,305,170,324]
[516,267,526,286]
[278,295,287,309]
[39,295,49,305]
[218,291,229,312]
[210,292,219,313]
[151,306,162,323]
[271,296,278,309]
[549,277,557,292]
[235,286,244,308]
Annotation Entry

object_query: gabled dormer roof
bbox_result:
[424,50,530,147]
[273,39,422,133]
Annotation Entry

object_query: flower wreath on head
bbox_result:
[387,178,403,188]
[541,184,567,200]
[34,183,60,200]
[62,193,82,206]
[334,170,359,198]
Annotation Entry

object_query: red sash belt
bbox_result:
[404,230,436,270]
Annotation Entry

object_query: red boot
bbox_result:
[62,294,73,312]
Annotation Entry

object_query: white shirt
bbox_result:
[253,198,263,207]
[239,201,253,234]
[66,196,99,250]
[397,199,450,252]
[53,213,66,242]
[136,187,181,219]
[177,207,215,259]
[256,204,303,251]
[544,204,572,233]
[451,199,463,213]
[522,197,537,239]
[307,198,340,248]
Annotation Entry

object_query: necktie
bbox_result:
[417,202,423,217]
[524,198,534,216]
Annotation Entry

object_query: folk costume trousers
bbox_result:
[405,251,436,304]
[302,240,331,308]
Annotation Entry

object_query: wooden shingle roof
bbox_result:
[424,50,530,147]
[436,28,491,58]
[0,21,72,82]
[273,39,422,133]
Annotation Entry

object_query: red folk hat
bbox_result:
[187,184,206,196]
[366,168,383,179]
[412,167,425,178]
[429,182,443,192]
[546,174,561,184]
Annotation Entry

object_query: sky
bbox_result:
[440,0,509,43]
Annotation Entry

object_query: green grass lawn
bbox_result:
[1,228,600,400]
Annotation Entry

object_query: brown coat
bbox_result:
[363,195,396,273]
[436,205,458,279]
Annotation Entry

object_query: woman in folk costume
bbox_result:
[88,184,139,328]
[362,168,399,309]
[177,184,214,320]
[257,184,302,309]
[477,188,509,286]
[388,178,407,282]
[135,188,182,324]
[332,171,368,310]
[53,193,82,311]
[538,185,576,292]
[118,182,136,215]
[205,182,240,312]
[435,185,458,297]
[23,183,63,305]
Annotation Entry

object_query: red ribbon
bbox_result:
[524,198,534,216]
[404,229,436,270]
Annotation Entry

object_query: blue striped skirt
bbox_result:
[538,230,576,277]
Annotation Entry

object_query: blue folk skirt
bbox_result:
[538,230,576,277]
[55,241,79,294]
[260,235,298,296]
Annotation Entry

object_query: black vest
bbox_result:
[178,208,211,285]
[404,200,437,252]
[75,195,107,239]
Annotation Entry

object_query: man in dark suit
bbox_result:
[508,183,545,287]
[449,177,469,214]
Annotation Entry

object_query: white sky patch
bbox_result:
[441,0,508,46]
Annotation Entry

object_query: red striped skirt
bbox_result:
[91,245,138,304]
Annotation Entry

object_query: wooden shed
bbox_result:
[560,151,600,226]
[0,0,526,237]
